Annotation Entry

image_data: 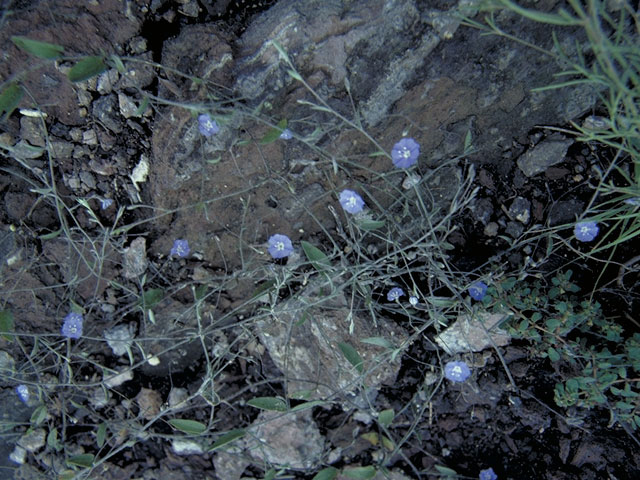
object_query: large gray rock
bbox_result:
[256,278,406,401]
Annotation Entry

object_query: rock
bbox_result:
[96,69,120,95]
[92,95,123,134]
[548,199,584,226]
[435,310,512,355]
[171,439,204,456]
[508,196,531,224]
[213,450,251,480]
[104,368,134,388]
[256,278,406,400]
[135,388,162,420]
[17,428,46,452]
[246,410,324,469]
[517,136,574,177]
[122,237,147,279]
[49,139,74,159]
[104,324,135,356]
[9,445,26,464]
[19,117,45,147]
[118,93,138,118]
[167,388,188,408]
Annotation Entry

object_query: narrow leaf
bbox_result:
[134,96,150,117]
[46,428,60,451]
[360,337,394,349]
[168,418,207,434]
[67,56,107,82]
[66,454,94,468]
[378,408,394,427]
[358,219,385,231]
[259,119,287,144]
[11,36,64,59]
[338,342,364,374]
[30,405,47,425]
[0,310,14,341]
[247,396,287,412]
[290,400,325,412]
[0,83,24,120]
[96,423,107,448]
[434,464,458,476]
[209,429,245,451]
[301,240,331,273]
[312,467,338,480]
[342,466,376,479]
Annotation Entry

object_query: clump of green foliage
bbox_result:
[486,270,640,430]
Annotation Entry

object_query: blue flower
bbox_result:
[268,234,293,259]
[479,467,497,480]
[387,287,405,301]
[409,295,419,306]
[444,361,471,382]
[339,189,365,214]
[468,281,488,301]
[198,114,219,137]
[100,198,113,210]
[171,239,190,257]
[574,221,599,242]
[61,312,83,339]
[391,137,420,168]
[279,128,293,140]
[15,385,29,404]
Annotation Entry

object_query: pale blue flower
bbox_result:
[279,128,293,140]
[409,296,418,306]
[16,385,29,404]
[268,234,293,259]
[61,312,83,339]
[444,361,471,382]
[468,281,488,301]
[339,189,365,214]
[198,114,219,137]
[574,221,599,242]
[387,287,405,301]
[171,239,190,257]
[391,138,420,168]
[479,467,497,480]
[100,198,113,210]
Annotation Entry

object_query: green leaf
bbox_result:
[338,342,364,374]
[301,240,331,273]
[290,400,325,412]
[312,467,338,480]
[548,347,560,362]
[357,219,385,231]
[168,418,207,435]
[96,423,107,448]
[434,464,458,476]
[39,229,62,240]
[47,427,62,451]
[288,389,313,400]
[247,396,288,412]
[110,54,125,73]
[263,469,276,480]
[209,429,245,451]
[67,56,107,82]
[378,408,394,427]
[66,453,94,468]
[30,405,47,426]
[0,310,14,341]
[360,337,394,349]
[251,280,276,299]
[259,119,287,144]
[0,83,24,120]
[287,69,303,82]
[134,96,150,117]
[342,466,376,479]
[11,36,64,59]
[140,288,164,309]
